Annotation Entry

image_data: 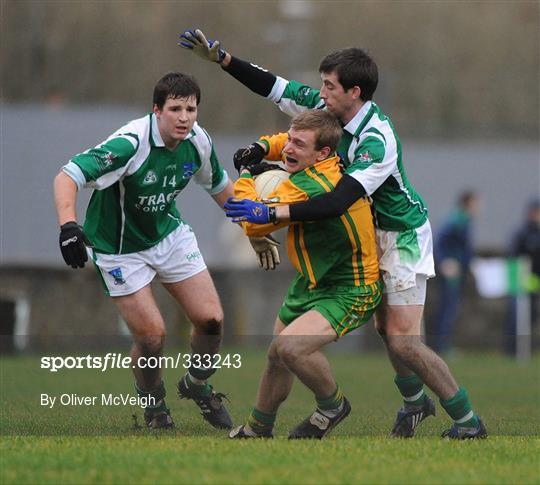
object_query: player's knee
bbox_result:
[266,342,284,367]
[387,322,416,336]
[193,313,223,335]
[275,339,300,367]
[384,305,423,336]
[387,335,419,359]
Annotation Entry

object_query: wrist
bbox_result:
[256,141,269,156]
[275,205,290,223]
[268,206,277,224]
[218,51,231,67]
[60,220,78,229]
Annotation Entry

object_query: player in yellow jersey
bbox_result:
[225,110,382,439]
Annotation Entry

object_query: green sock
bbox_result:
[394,374,425,407]
[440,387,479,428]
[316,385,344,412]
[247,408,276,435]
[186,373,212,397]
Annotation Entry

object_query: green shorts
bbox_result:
[278,275,382,337]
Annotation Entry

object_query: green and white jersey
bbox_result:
[268,77,428,232]
[62,114,228,254]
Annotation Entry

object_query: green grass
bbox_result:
[1,350,539,484]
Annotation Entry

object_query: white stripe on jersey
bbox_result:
[358,131,386,147]
[348,126,398,197]
[271,76,325,116]
[391,164,428,215]
[106,133,139,150]
[268,76,288,103]
[86,164,132,191]
[278,98,311,117]
[190,124,227,194]
[278,97,325,117]
[347,116,401,198]
[118,180,127,254]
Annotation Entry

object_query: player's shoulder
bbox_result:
[356,103,398,148]
[191,122,212,142]
[366,103,396,134]
[107,114,150,151]
[187,122,214,154]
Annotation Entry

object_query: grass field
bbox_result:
[1,349,539,484]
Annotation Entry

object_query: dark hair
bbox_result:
[290,110,342,152]
[153,72,201,109]
[319,48,378,101]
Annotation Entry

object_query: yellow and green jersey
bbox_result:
[235,133,379,289]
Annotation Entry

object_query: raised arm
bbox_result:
[178,29,277,97]
[178,29,323,115]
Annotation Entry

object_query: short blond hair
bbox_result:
[290,110,342,152]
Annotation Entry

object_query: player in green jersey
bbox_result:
[180,30,487,439]
[227,110,382,439]
[53,72,277,430]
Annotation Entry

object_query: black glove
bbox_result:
[248,162,285,177]
[233,143,266,172]
[59,221,90,269]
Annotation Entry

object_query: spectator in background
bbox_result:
[506,198,540,354]
[430,191,481,353]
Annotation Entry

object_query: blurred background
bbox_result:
[1,0,539,357]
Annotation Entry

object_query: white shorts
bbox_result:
[376,219,435,300]
[90,224,207,297]
[386,275,428,305]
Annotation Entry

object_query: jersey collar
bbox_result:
[342,101,375,138]
[306,154,341,173]
[150,113,165,147]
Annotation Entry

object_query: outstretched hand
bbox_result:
[178,29,226,63]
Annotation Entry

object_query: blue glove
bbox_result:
[224,198,277,224]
